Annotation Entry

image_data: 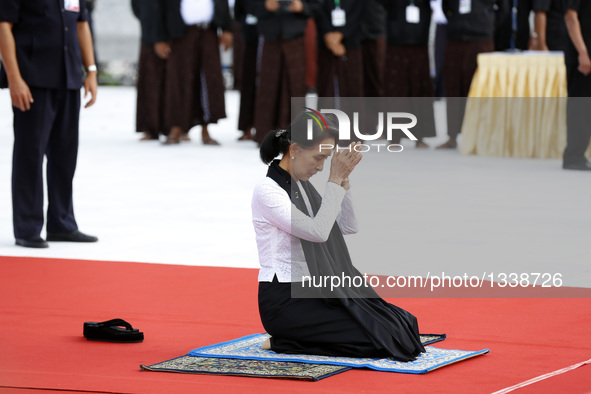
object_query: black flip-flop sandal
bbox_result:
[83,318,144,343]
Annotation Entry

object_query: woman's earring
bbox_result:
[291,156,295,160]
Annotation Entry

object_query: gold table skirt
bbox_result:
[460,52,591,159]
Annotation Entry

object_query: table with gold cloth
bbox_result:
[460,51,591,159]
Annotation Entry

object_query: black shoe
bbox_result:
[84,318,144,343]
[16,236,49,248]
[47,230,98,242]
[562,162,591,171]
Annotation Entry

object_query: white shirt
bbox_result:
[251,177,358,283]
[181,0,214,26]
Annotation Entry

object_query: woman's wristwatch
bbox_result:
[86,64,98,73]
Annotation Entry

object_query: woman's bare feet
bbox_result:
[262,338,271,350]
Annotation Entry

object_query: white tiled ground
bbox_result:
[0,87,589,288]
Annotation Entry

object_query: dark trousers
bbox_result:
[136,44,167,137]
[316,46,363,145]
[165,26,226,133]
[253,37,307,144]
[563,64,591,166]
[317,46,363,99]
[384,45,436,141]
[361,36,386,98]
[237,41,258,132]
[444,39,494,138]
[434,24,447,98]
[515,0,532,50]
[304,18,318,90]
[232,20,244,90]
[12,88,80,239]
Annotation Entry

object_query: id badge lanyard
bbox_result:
[64,0,80,12]
[459,0,471,14]
[331,0,346,27]
[406,0,420,24]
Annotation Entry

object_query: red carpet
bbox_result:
[0,256,590,393]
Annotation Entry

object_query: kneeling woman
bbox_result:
[251,112,425,360]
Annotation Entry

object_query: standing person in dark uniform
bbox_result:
[132,0,168,141]
[162,0,233,145]
[231,0,245,91]
[361,0,386,99]
[532,0,566,51]
[562,0,591,171]
[304,18,319,93]
[516,0,533,49]
[315,0,366,100]
[437,0,505,149]
[493,0,515,51]
[252,0,320,146]
[0,0,99,248]
[384,0,436,148]
[358,0,386,136]
[496,0,534,51]
[235,0,259,141]
[493,0,531,51]
[431,0,448,97]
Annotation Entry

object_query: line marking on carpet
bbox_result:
[491,358,591,393]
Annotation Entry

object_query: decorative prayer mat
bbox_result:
[187,333,489,374]
[419,333,447,345]
[140,356,350,381]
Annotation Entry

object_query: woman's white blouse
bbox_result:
[251,177,358,283]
